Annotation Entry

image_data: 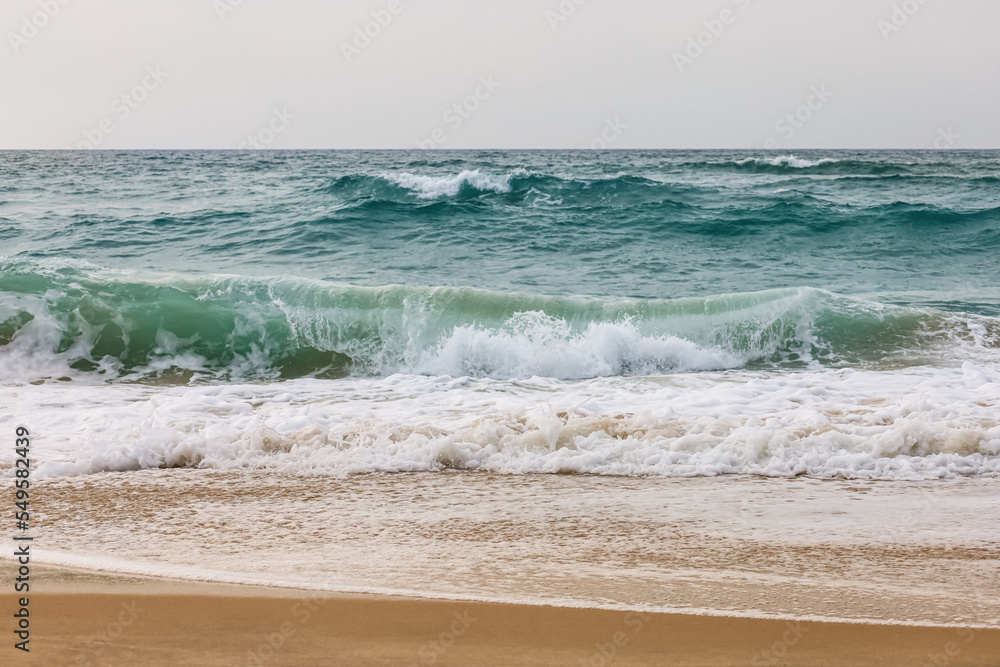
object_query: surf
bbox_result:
[1,261,996,384]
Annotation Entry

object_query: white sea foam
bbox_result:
[410,312,745,378]
[383,169,514,198]
[0,284,825,383]
[736,155,839,169]
[4,364,998,480]
[3,268,997,385]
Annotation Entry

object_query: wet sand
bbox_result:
[2,565,998,667]
[27,470,1000,627]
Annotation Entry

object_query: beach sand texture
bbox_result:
[3,566,999,667]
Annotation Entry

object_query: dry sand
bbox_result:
[2,565,998,666]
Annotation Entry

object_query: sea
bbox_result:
[1,150,998,626]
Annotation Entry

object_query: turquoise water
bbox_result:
[4,155,998,622]
[1,150,999,481]
[1,149,998,382]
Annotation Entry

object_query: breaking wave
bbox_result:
[1,262,996,384]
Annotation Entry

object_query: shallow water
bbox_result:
[25,470,1000,627]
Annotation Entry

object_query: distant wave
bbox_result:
[1,262,996,384]
[726,155,911,175]
[312,166,1000,215]
[320,170,700,206]
[735,155,840,169]
[381,169,517,198]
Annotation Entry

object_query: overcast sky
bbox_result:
[1,0,997,149]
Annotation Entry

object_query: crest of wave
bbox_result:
[735,155,839,169]
[408,311,744,378]
[382,170,517,198]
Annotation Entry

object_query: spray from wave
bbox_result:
[725,155,913,176]
[735,155,839,169]
[1,262,997,384]
[17,362,1000,480]
[381,169,516,198]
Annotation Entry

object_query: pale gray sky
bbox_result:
[1,0,997,149]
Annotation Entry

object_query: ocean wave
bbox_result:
[726,156,911,176]
[1,263,997,384]
[306,166,1000,227]
[381,169,517,198]
[318,170,701,208]
[735,155,840,169]
[416,311,743,378]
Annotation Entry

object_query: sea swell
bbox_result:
[3,150,999,303]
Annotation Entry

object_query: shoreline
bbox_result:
[0,556,1000,632]
[4,559,997,630]
[3,565,999,666]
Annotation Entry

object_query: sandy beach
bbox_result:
[5,465,999,666]
[1,565,997,667]
[4,1,1000,664]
